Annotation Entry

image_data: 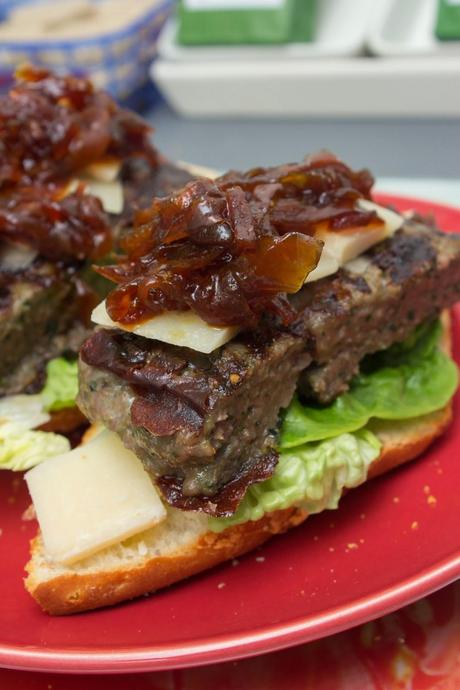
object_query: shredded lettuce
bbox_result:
[0,422,70,471]
[209,431,381,532]
[280,320,457,448]
[41,357,79,412]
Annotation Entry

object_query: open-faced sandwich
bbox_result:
[0,66,193,468]
[23,152,460,614]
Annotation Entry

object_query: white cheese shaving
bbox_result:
[25,430,167,565]
[92,301,239,354]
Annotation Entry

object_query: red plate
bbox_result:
[0,195,459,674]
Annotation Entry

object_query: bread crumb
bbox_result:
[328,546,335,553]
[217,582,226,590]
[427,495,437,506]
[359,538,365,544]
[330,568,335,573]
[411,521,419,531]
[255,556,265,563]
[423,485,430,495]
[300,589,305,596]
[0,529,3,537]
[229,373,241,385]
[21,504,36,521]
[393,497,400,504]
[437,468,443,475]
[347,543,358,550]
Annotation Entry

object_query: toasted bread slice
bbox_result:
[25,314,456,615]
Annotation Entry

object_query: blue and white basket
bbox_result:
[0,0,174,106]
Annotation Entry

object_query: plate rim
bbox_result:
[1,192,459,674]
[0,553,459,674]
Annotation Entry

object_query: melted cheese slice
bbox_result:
[92,200,403,353]
[92,301,239,354]
[25,430,166,565]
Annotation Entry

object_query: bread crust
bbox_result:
[25,314,457,615]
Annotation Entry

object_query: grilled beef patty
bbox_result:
[78,219,460,514]
[79,329,310,514]
[295,221,460,402]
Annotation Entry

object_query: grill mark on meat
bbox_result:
[370,231,437,283]
[131,388,204,435]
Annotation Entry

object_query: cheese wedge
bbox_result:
[66,177,124,215]
[305,251,339,283]
[64,157,124,214]
[25,430,166,565]
[91,301,239,354]
[83,158,121,183]
[318,200,403,266]
[80,177,124,214]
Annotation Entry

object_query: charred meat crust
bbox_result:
[157,448,278,517]
[78,219,460,513]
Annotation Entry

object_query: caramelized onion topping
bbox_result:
[99,152,380,329]
[0,186,111,261]
[0,66,157,261]
[0,65,156,188]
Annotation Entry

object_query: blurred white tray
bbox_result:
[367,0,460,57]
[152,56,460,118]
[158,0,374,61]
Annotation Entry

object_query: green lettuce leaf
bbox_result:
[0,422,70,471]
[281,320,458,449]
[209,430,381,532]
[41,358,79,412]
